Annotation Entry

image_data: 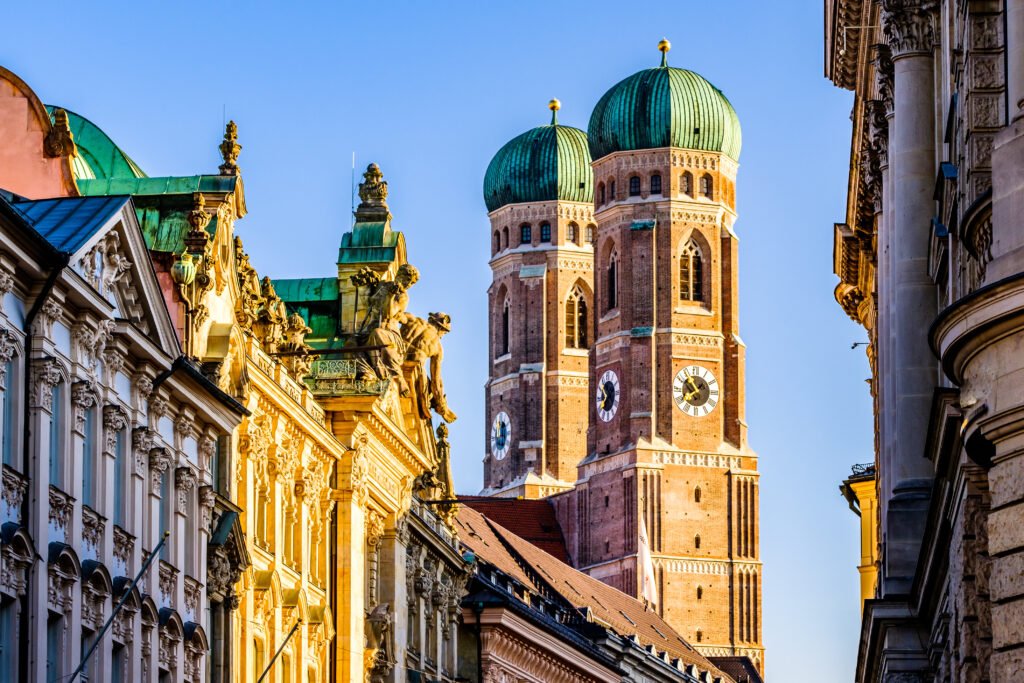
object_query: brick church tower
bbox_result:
[481,100,597,498]
[481,43,763,673]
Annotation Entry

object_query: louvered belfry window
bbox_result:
[680,240,704,302]
[565,287,588,348]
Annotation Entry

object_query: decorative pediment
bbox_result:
[69,202,180,356]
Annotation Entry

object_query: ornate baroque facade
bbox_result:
[825,0,1024,680]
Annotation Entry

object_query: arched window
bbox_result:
[606,253,618,311]
[565,286,588,348]
[520,224,532,245]
[540,222,551,242]
[696,629,703,643]
[700,174,713,199]
[694,534,701,549]
[493,231,501,255]
[566,223,578,244]
[598,183,606,205]
[629,176,641,196]
[501,297,510,356]
[650,174,662,195]
[680,240,704,302]
[694,486,702,503]
[503,226,509,248]
[697,586,703,600]
[680,171,693,197]
[585,225,595,244]
[610,180,616,200]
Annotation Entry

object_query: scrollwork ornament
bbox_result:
[133,427,155,475]
[32,358,62,410]
[199,484,216,528]
[150,448,172,495]
[103,404,129,454]
[71,380,98,434]
[0,329,17,387]
[175,466,197,513]
[0,271,13,313]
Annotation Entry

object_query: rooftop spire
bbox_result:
[355,163,391,222]
[219,120,241,175]
[658,38,671,67]
[549,98,561,125]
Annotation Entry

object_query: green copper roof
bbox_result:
[337,220,404,264]
[587,65,741,161]
[46,106,146,181]
[483,121,593,212]
[77,175,238,197]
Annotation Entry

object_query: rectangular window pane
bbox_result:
[159,471,170,560]
[111,644,125,683]
[2,360,13,467]
[49,385,61,486]
[0,597,17,674]
[47,614,62,680]
[82,408,95,507]
[211,438,221,494]
[113,430,125,527]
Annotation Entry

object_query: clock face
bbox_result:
[490,411,511,460]
[596,369,621,422]
[672,365,719,417]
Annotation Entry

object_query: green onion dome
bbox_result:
[587,42,741,162]
[483,100,594,213]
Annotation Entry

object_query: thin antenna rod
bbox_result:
[351,152,356,227]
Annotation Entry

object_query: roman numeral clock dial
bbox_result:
[672,365,720,417]
[596,369,620,422]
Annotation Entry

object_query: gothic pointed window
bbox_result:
[681,171,693,197]
[629,176,641,196]
[700,173,713,199]
[650,174,662,195]
[565,286,588,348]
[501,297,510,356]
[540,222,551,242]
[606,253,618,311]
[520,224,532,245]
[680,240,704,302]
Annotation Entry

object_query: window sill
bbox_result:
[674,305,713,316]
[599,309,620,323]
[493,353,511,365]
[562,348,589,357]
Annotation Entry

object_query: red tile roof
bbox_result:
[456,505,731,680]
[458,497,571,563]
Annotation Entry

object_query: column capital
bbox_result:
[881,0,938,58]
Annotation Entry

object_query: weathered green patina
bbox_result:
[46,106,146,181]
[587,63,741,162]
[337,220,404,265]
[483,120,593,212]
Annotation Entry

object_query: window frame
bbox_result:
[629,176,641,196]
[650,173,662,195]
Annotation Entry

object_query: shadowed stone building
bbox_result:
[826,0,1024,680]
[480,43,763,675]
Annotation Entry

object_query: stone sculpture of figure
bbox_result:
[235,238,263,330]
[256,276,287,353]
[365,602,396,683]
[400,311,457,423]
[355,263,419,395]
[279,311,316,379]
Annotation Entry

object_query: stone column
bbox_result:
[880,0,938,595]
[988,0,1024,281]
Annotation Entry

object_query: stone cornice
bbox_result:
[881,0,937,58]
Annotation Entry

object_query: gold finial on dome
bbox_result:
[658,38,671,66]
[549,98,561,125]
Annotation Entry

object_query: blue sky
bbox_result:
[3,0,869,678]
